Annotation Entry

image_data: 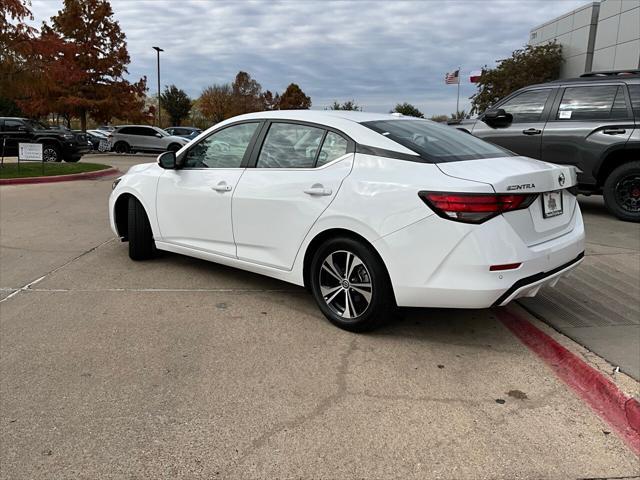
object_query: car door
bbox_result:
[137,126,161,151]
[116,127,137,149]
[2,119,31,156]
[232,121,354,270]
[155,121,261,257]
[541,84,634,186]
[472,88,557,159]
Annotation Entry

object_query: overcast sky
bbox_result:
[30,0,587,116]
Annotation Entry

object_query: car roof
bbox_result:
[207,110,421,155]
[523,72,640,90]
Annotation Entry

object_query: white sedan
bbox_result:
[109,111,584,331]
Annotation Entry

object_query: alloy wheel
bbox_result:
[614,174,640,213]
[43,147,59,162]
[319,250,373,319]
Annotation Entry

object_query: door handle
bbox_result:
[211,182,232,192]
[522,128,542,135]
[602,128,626,135]
[304,186,332,196]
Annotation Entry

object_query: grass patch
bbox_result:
[0,162,110,179]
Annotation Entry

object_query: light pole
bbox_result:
[152,46,164,126]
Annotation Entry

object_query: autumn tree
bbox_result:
[392,102,424,118]
[450,109,467,120]
[278,83,311,110]
[0,0,36,103]
[43,0,147,129]
[231,71,264,115]
[470,42,563,114]
[199,83,234,123]
[160,85,191,126]
[262,90,280,110]
[327,100,362,111]
[429,114,449,123]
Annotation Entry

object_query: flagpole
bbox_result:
[456,66,461,116]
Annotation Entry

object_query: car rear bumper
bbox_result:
[374,205,585,309]
[491,252,584,306]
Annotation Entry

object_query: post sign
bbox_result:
[18,143,43,161]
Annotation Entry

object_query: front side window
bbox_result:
[363,119,513,163]
[257,123,325,168]
[498,89,552,123]
[183,122,259,168]
[556,85,629,120]
[317,132,348,167]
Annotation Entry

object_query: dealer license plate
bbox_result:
[542,190,563,218]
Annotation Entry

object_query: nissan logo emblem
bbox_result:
[558,173,566,186]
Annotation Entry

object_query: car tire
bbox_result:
[127,197,155,260]
[309,236,395,332]
[42,144,61,162]
[603,161,640,222]
[168,143,181,152]
[113,141,130,154]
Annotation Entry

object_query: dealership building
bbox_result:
[529,0,640,78]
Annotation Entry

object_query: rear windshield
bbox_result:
[362,119,513,163]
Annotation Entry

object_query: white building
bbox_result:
[529,0,640,78]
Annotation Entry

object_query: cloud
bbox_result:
[30,0,586,115]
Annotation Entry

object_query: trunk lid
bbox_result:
[437,156,579,246]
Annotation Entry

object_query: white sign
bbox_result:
[18,143,43,161]
[558,110,572,120]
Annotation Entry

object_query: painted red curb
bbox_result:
[496,308,640,456]
[0,167,120,185]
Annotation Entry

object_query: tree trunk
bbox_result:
[80,109,87,132]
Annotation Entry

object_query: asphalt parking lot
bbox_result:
[1,154,639,479]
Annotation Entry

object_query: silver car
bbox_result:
[108,125,189,154]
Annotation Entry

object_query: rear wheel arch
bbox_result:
[302,228,393,295]
[596,148,640,188]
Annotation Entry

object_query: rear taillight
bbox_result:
[419,192,537,224]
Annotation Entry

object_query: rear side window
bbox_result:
[317,132,348,167]
[362,119,513,163]
[499,89,552,123]
[3,120,25,131]
[556,85,629,120]
[628,84,640,118]
[257,123,325,168]
[119,127,134,135]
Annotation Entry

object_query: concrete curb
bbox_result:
[497,307,640,456]
[0,167,120,185]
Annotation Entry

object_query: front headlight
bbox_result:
[112,177,122,190]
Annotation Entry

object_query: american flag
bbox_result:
[445,69,460,85]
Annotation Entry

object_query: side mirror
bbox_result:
[158,151,177,169]
[483,108,513,127]
[17,126,27,131]
[155,133,162,138]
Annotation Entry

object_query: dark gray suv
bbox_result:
[456,71,640,221]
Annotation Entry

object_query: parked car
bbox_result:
[96,125,116,133]
[165,126,202,139]
[110,111,585,332]
[0,117,90,162]
[107,125,189,154]
[453,70,640,221]
[85,130,110,151]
